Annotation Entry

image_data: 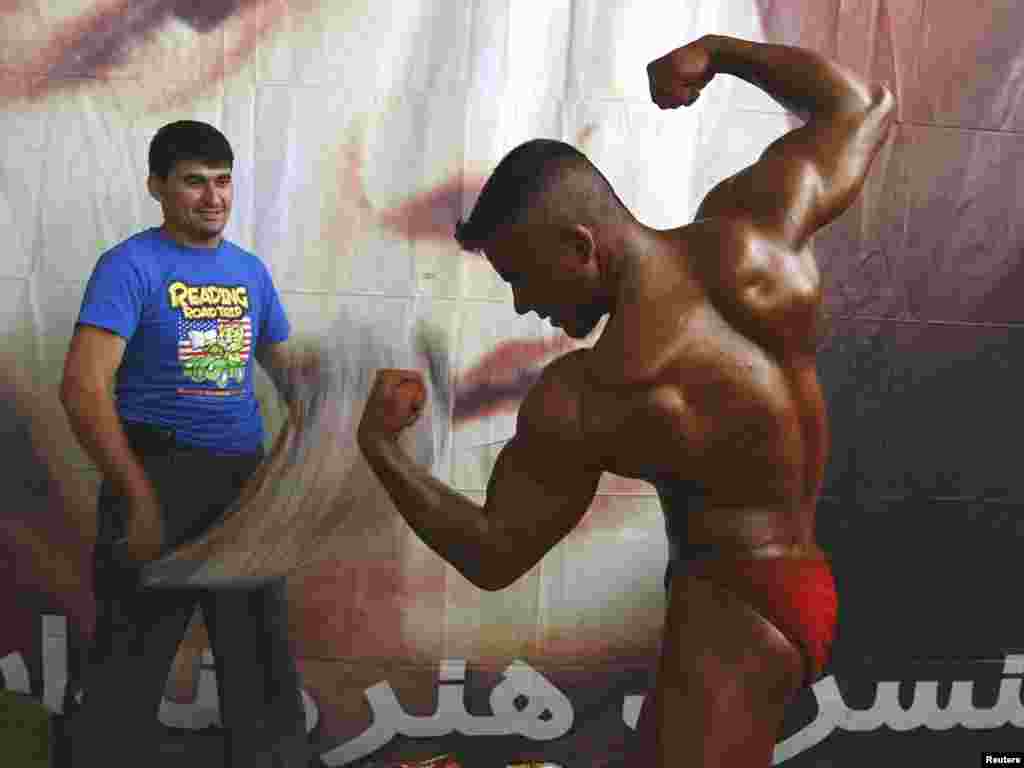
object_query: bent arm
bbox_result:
[359,353,601,591]
[698,35,895,247]
[358,435,494,587]
[477,428,602,590]
[708,34,877,120]
[59,324,154,500]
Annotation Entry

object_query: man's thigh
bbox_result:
[637,573,804,767]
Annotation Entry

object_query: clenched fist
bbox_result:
[357,369,428,443]
[647,36,716,109]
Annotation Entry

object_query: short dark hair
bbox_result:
[454,139,621,252]
[148,120,234,181]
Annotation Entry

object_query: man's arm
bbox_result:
[60,324,164,561]
[359,353,602,591]
[255,339,322,406]
[256,340,299,405]
[693,35,896,247]
[60,324,154,502]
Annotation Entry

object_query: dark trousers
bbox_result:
[67,423,308,767]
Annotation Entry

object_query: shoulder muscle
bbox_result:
[695,221,821,359]
[517,349,590,449]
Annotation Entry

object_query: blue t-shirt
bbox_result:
[77,227,290,455]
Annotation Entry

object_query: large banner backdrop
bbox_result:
[3,1,1023,765]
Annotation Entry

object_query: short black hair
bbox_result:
[454,139,621,252]
[148,120,234,181]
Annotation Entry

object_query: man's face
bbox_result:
[150,160,233,248]
[484,223,607,340]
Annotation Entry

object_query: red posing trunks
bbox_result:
[686,557,837,683]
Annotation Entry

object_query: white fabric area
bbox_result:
[1,0,777,606]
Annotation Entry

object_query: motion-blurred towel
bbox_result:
[141,307,450,589]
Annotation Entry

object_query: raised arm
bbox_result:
[358,352,601,591]
[649,35,895,248]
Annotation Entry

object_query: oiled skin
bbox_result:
[359,34,895,767]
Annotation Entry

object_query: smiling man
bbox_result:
[357,34,894,766]
[60,120,312,766]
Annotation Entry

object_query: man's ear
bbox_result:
[572,224,596,266]
[147,175,162,203]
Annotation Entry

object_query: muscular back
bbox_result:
[574,86,894,552]
[583,226,822,510]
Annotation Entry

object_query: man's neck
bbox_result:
[607,222,662,309]
[160,223,221,249]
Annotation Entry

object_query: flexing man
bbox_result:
[357,35,894,765]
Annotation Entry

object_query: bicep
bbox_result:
[483,432,601,589]
[61,324,126,395]
[697,89,895,248]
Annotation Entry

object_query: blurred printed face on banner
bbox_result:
[148,161,233,249]
[485,221,609,341]
[0,0,340,110]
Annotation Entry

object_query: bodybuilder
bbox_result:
[357,33,894,766]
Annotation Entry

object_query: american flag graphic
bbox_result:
[177,316,252,360]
